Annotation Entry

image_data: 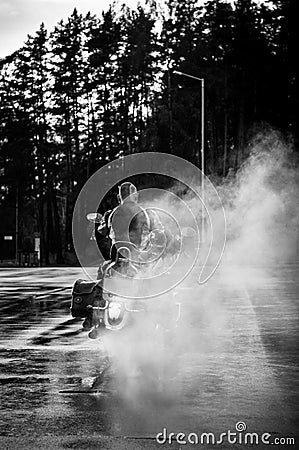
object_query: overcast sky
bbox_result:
[0,0,140,58]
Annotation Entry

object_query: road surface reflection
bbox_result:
[0,265,298,449]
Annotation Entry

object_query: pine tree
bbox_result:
[198,0,235,174]
[272,0,298,146]
[114,5,158,154]
[0,25,62,264]
[50,8,88,253]
[87,7,122,165]
[156,0,201,160]
[0,55,35,261]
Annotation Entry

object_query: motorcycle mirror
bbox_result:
[86,212,102,223]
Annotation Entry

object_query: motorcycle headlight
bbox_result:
[108,301,123,320]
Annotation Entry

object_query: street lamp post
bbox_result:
[15,184,19,265]
[173,70,205,172]
[173,70,205,242]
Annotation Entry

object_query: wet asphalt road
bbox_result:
[0,265,298,449]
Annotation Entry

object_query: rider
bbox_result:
[97,182,156,274]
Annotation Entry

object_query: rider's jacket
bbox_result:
[97,202,165,262]
[98,201,158,248]
[108,201,151,248]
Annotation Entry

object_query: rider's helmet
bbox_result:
[118,182,138,203]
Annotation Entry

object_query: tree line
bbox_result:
[0,0,297,264]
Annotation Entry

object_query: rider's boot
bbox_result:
[88,326,101,339]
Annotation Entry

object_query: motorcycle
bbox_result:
[71,241,181,339]
[70,212,185,391]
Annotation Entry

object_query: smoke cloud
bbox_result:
[222,130,299,266]
[93,129,299,435]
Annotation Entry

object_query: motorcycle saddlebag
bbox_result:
[71,279,103,318]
